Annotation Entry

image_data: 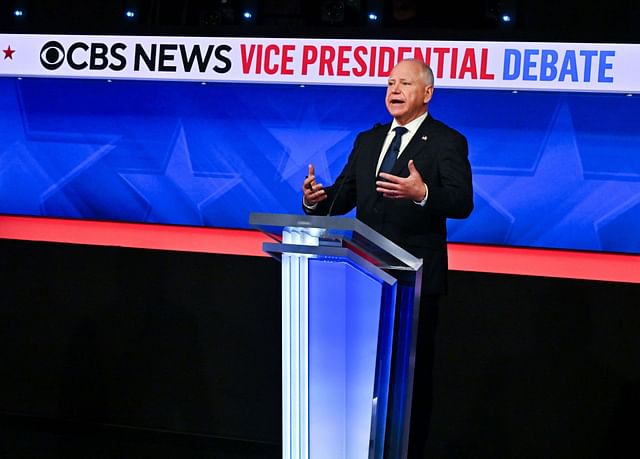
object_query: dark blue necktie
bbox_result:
[379,126,408,174]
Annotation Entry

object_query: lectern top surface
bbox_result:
[250,213,422,272]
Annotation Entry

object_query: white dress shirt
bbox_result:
[376,112,429,206]
[375,112,428,174]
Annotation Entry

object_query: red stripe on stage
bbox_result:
[1,215,638,284]
[447,243,639,284]
[0,215,268,257]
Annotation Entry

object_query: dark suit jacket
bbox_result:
[306,114,473,295]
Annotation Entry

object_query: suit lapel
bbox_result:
[365,123,390,178]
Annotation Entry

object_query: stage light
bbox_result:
[366,0,383,25]
[496,0,517,27]
[9,0,28,21]
[123,1,140,23]
[243,11,253,19]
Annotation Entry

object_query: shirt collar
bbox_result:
[390,111,428,135]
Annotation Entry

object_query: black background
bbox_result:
[1,1,638,43]
[1,238,638,458]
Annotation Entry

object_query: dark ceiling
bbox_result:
[1,0,638,43]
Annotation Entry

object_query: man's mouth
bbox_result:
[390,98,404,105]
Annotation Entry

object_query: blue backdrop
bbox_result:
[1,77,638,254]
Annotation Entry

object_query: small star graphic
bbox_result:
[3,46,16,60]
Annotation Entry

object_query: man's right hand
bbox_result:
[302,164,327,207]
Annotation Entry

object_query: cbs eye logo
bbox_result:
[40,41,65,70]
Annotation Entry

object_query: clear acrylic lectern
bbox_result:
[250,213,423,459]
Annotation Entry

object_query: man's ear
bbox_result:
[424,85,434,104]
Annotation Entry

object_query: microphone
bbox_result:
[326,157,353,217]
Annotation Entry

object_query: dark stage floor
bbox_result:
[0,415,280,459]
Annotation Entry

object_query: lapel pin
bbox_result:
[421,135,428,141]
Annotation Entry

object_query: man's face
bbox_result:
[385,61,433,125]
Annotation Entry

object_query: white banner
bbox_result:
[1,34,638,92]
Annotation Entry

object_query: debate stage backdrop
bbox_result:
[1,35,639,254]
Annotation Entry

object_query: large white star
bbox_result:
[120,123,242,225]
[469,101,640,251]
[266,106,353,189]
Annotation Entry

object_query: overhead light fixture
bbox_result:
[123,1,140,23]
[10,0,27,20]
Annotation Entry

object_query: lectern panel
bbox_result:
[308,259,387,459]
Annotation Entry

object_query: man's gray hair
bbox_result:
[402,59,434,86]
[421,62,435,86]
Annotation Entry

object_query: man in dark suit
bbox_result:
[302,59,473,457]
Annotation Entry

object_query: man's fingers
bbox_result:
[378,172,402,183]
[376,179,401,190]
[305,164,322,191]
[377,178,410,198]
[380,190,404,199]
[304,181,327,203]
[308,189,327,203]
[303,163,328,205]
[304,171,318,191]
[303,176,313,192]
[377,188,406,197]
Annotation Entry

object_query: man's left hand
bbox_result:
[376,160,426,201]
